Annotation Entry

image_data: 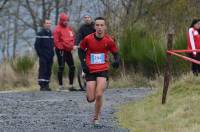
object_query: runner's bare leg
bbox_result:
[86,81,96,102]
[94,77,106,119]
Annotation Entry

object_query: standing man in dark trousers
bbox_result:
[34,19,54,91]
[53,12,77,91]
[76,13,95,91]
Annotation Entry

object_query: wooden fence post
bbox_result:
[162,33,173,104]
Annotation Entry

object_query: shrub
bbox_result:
[119,24,189,77]
[11,56,35,75]
[171,31,190,75]
[120,24,166,77]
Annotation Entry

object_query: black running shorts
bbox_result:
[85,71,108,81]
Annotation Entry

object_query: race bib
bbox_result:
[90,53,105,64]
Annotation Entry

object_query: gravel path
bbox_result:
[0,88,151,132]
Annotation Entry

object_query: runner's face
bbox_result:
[194,21,200,30]
[83,16,92,24]
[44,20,51,30]
[95,20,106,35]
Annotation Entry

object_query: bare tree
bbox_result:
[6,15,11,59]
[0,0,8,11]
[0,0,123,61]
[1,32,7,61]
[25,0,39,33]
[55,0,60,25]
[13,0,21,59]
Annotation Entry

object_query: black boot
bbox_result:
[40,84,51,91]
[40,85,46,91]
[193,72,198,76]
[44,84,52,91]
[68,84,77,91]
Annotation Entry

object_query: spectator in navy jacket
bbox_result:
[34,19,54,91]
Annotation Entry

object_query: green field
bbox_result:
[117,73,200,132]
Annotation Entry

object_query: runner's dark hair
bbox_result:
[95,17,105,21]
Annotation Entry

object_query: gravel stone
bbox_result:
[0,88,151,132]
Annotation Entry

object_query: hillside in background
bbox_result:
[1,0,200,61]
[0,0,200,88]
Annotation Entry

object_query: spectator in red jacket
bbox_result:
[187,19,200,76]
[53,12,77,91]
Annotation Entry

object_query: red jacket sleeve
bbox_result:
[187,28,200,55]
[53,27,64,49]
[63,27,75,51]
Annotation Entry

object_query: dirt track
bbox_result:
[0,88,151,132]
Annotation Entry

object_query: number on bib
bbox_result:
[90,53,105,64]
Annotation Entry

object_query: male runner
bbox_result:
[78,17,120,126]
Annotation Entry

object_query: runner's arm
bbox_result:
[108,38,120,68]
[111,52,120,69]
[78,39,89,73]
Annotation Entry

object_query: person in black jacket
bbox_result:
[34,19,54,91]
[76,13,95,91]
[76,13,96,46]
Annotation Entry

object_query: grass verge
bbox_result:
[0,59,153,91]
[116,73,200,132]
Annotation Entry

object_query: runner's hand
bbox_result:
[82,66,89,74]
[111,61,119,69]
[82,62,89,74]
